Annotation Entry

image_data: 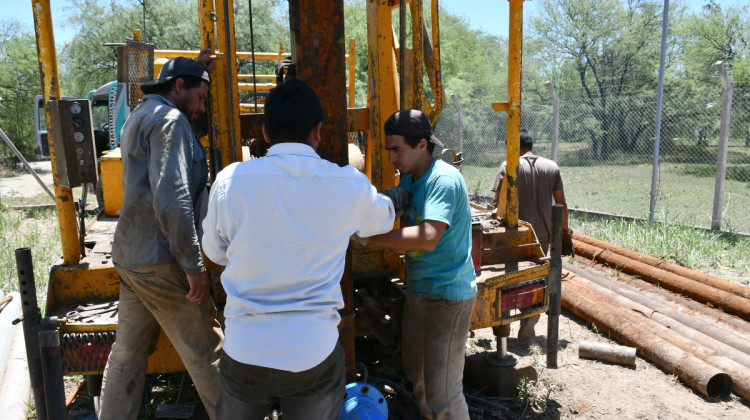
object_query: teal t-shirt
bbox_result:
[398,159,477,301]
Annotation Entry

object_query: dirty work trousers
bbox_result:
[99,261,224,420]
[402,289,476,420]
[216,342,346,420]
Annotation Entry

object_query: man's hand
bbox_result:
[197,47,220,72]
[562,229,574,256]
[382,187,411,212]
[186,271,210,304]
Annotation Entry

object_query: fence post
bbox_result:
[649,0,669,229]
[545,81,560,162]
[712,61,733,231]
[451,93,464,173]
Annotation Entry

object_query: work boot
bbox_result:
[517,314,540,341]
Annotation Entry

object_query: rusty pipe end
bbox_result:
[705,373,732,399]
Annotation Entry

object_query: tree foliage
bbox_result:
[4,0,750,163]
[58,0,288,98]
[673,0,750,87]
[530,0,666,158]
[0,19,41,161]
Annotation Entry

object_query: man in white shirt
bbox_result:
[201,78,408,419]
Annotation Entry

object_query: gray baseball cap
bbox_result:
[140,57,210,94]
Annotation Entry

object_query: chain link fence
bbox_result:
[435,87,750,233]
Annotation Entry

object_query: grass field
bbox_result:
[0,206,61,303]
[462,162,750,233]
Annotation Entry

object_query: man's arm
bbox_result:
[552,189,569,232]
[368,219,447,252]
[491,185,501,209]
[149,119,206,274]
[553,188,573,255]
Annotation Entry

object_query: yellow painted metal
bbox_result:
[366,0,400,191]
[153,57,168,80]
[498,0,525,228]
[47,264,119,310]
[100,149,123,217]
[349,38,356,108]
[410,0,424,110]
[428,0,443,117]
[212,0,242,168]
[491,102,509,112]
[32,0,80,264]
[199,1,239,171]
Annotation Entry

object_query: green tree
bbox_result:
[530,0,663,159]
[674,0,750,88]
[0,19,42,161]
[57,0,288,98]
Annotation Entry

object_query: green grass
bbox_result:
[568,213,750,285]
[0,205,61,303]
[462,163,750,233]
[1,184,95,207]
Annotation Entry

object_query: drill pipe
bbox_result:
[571,231,750,299]
[564,263,750,356]
[572,238,750,321]
[570,260,750,334]
[561,282,733,399]
[564,275,748,400]
[567,271,750,369]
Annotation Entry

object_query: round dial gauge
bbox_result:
[70,102,82,115]
[72,117,84,129]
[73,132,85,143]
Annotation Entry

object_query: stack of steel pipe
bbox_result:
[570,232,750,321]
[560,233,750,400]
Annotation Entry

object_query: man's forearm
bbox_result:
[369,220,445,252]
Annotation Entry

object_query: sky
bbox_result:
[0,0,737,48]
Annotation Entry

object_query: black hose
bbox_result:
[372,377,417,408]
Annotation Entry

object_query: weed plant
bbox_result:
[0,205,61,304]
[570,213,750,284]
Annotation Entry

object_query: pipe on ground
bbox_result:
[561,281,732,399]
[567,271,750,371]
[571,231,750,299]
[564,274,747,400]
[571,261,750,333]
[578,340,636,367]
[572,238,750,321]
[564,264,750,357]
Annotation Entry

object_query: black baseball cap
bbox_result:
[140,57,211,94]
[384,109,445,149]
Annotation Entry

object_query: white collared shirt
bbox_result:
[202,142,395,372]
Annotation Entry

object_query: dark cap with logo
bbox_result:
[384,109,445,149]
[140,57,211,94]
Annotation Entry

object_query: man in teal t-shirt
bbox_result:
[369,109,477,420]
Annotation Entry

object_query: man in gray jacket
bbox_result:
[99,54,224,420]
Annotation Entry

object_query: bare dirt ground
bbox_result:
[0,161,53,196]
[456,258,750,420]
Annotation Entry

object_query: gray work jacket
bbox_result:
[112,94,208,274]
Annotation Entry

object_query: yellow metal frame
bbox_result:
[32,0,80,264]
[492,0,525,228]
